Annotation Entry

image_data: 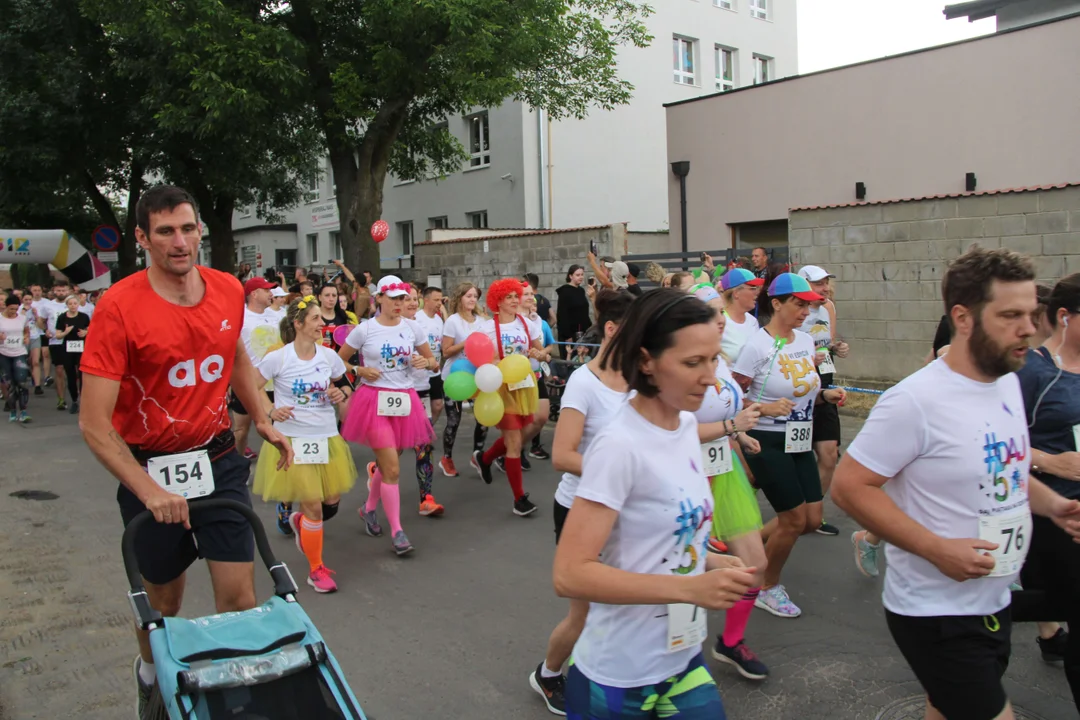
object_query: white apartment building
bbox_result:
[225,0,797,274]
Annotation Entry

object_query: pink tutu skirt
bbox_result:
[341,385,434,450]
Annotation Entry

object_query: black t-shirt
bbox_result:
[555,284,591,337]
[932,315,952,357]
[55,312,91,351]
[535,293,554,325]
[626,284,643,297]
[1018,347,1080,499]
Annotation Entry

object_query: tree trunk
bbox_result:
[79,168,129,278]
[120,159,144,277]
[200,194,237,274]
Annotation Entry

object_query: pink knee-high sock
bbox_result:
[365,466,383,513]
[722,587,760,647]
[380,483,403,535]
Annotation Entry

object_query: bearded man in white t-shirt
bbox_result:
[833,246,1080,720]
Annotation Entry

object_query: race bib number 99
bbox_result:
[146,450,214,499]
[377,390,411,416]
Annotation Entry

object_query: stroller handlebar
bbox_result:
[122,499,299,628]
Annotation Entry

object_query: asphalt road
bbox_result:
[0,409,1074,719]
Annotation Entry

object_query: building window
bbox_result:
[715,46,736,92]
[714,0,733,9]
[330,231,342,260]
[398,222,414,256]
[468,112,490,168]
[239,205,252,218]
[753,54,773,84]
[304,167,319,202]
[306,233,318,264]
[325,158,336,197]
[673,36,697,86]
[466,210,488,229]
[429,216,449,229]
[749,0,768,20]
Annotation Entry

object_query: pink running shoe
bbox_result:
[307,565,337,593]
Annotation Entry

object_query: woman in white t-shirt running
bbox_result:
[438,283,489,477]
[469,278,546,517]
[553,289,756,720]
[338,275,438,556]
[528,289,633,715]
[718,268,763,364]
[252,295,357,593]
[731,273,846,619]
[0,294,32,423]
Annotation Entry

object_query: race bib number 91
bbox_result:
[701,437,733,476]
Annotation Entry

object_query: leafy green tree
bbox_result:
[282,0,653,273]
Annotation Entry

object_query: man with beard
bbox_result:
[833,247,1080,720]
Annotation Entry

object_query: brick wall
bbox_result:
[413,224,626,309]
[789,185,1080,382]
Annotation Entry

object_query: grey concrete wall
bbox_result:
[665,13,1080,252]
[414,224,626,309]
[789,186,1080,382]
[626,231,676,255]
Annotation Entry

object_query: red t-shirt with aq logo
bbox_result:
[81,269,244,452]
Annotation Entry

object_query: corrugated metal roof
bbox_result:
[416,224,616,247]
[789,182,1080,212]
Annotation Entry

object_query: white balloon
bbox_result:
[474,363,504,393]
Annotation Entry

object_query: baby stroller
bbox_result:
[544,359,578,422]
[122,499,366,719]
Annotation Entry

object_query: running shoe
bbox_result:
[418,494,445,517]
[712,637,769,680]
[133,655,166,719]
[439,456,459,477]
[494,456,506,474]
[56,399,66,411]
[392,530,414,555]
[529,445,551,460]
[243,447,258,460]
[816,520,840,536]
[288,512,305,555]
[359,508,383,537]
[69,401,79,415]
[707,537,729,554]
[851,530,880,578]
[521,453,532,471]
[471,450,493,484]
[18,411,30,424]
[529,663,567,716]
[34,386,43,395]
[514,494,538,517]
[8,410,15,423]
[755,585,801,618]
[1038,628,1069,664]
[44,376,53,388]
[307,565,338,593]
[276,502,293,536]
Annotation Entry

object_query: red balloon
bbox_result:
[464,332,495,367]
[371,220,389,243]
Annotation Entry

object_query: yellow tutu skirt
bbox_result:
[252,435,357,503]
[497,377,539,418]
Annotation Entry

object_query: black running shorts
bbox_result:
[743,429,822,514]
[118,444,255,585]
[812,401,841,444]
[886,607,1011,720]
[553,498,570,545]
[228,390,273,416]
[428,376,445,401]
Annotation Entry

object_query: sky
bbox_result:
[797,0,997,73]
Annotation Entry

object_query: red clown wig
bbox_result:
[486,278,526,313]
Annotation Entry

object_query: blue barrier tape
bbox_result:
[837,386,885,396]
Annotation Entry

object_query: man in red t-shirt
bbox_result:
[78,185,294,715]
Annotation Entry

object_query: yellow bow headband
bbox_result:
[296,295,316,310]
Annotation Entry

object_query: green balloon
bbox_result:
[444,371,478,402]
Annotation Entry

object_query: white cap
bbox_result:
[798,265,835,282]
[270,286,287,297]
[376,275,411,297]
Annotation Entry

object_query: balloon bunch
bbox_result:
[443,332,533,427]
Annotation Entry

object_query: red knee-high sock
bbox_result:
[505,456,525,500]
[482,437,506,465]
[722,587,760,647]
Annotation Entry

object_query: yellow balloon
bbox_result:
[474,391,505,427]
[498,354,531,384]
